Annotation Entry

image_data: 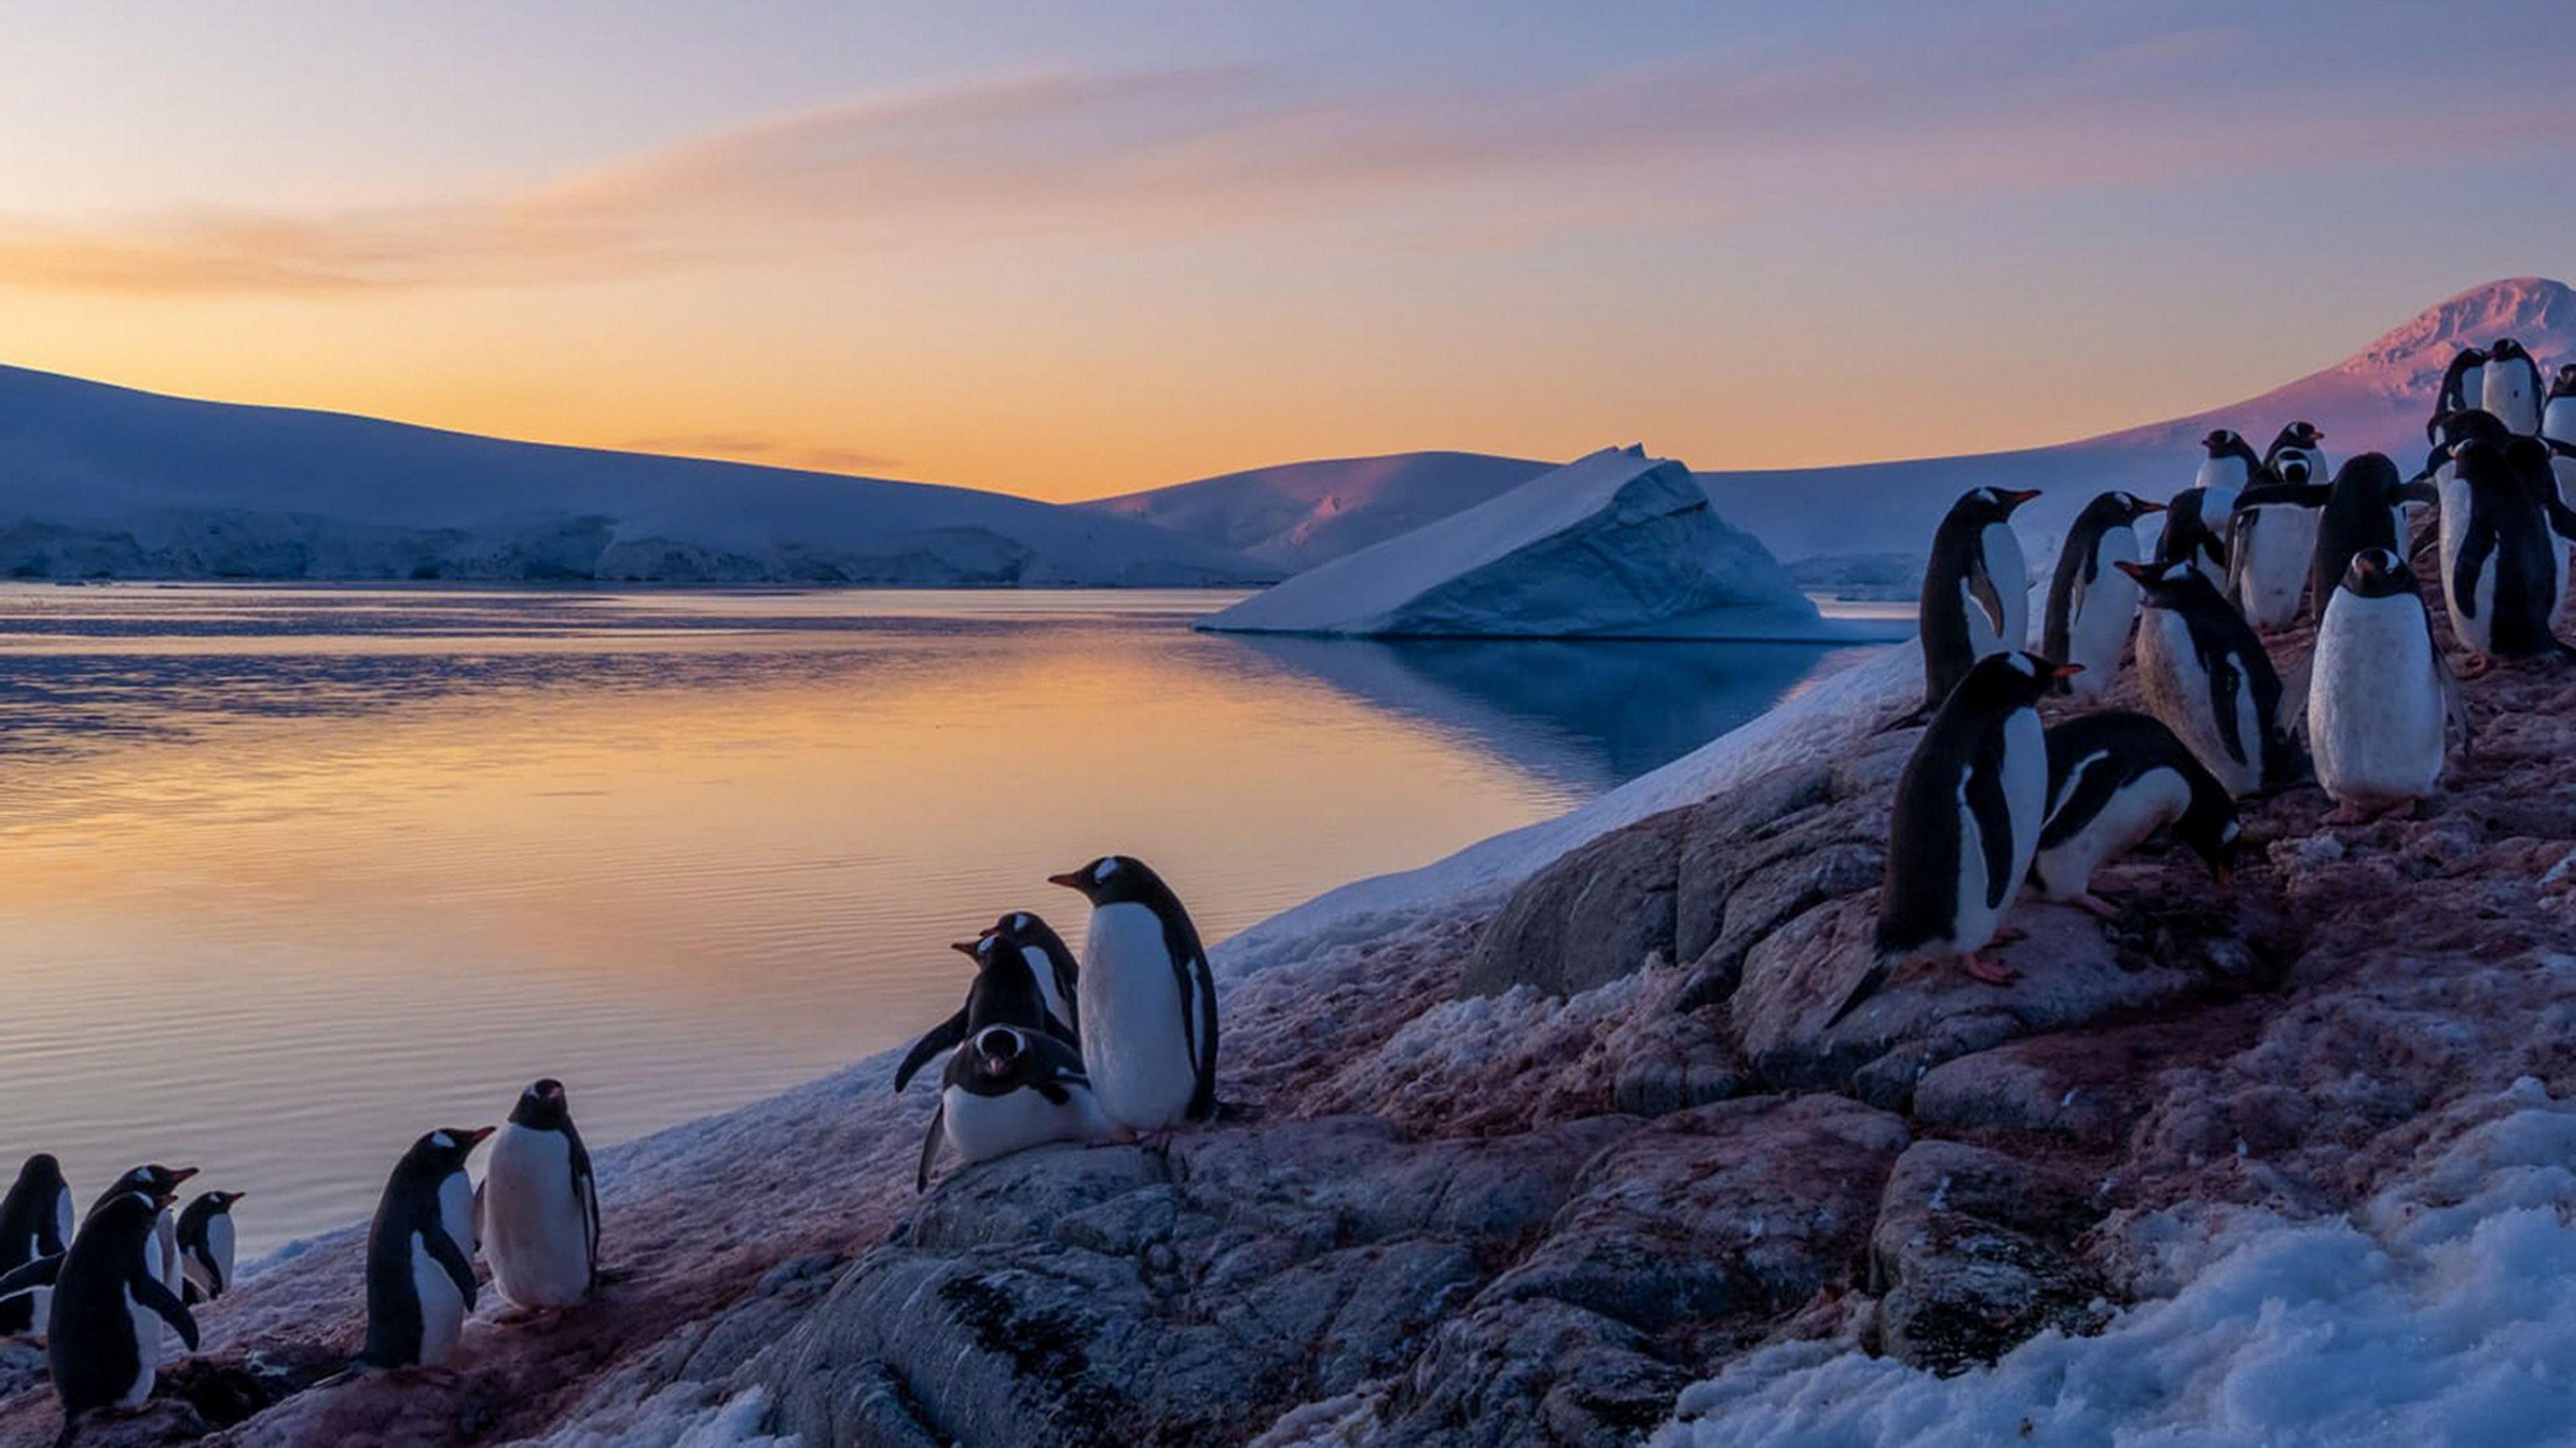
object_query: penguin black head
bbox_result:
[1949,486,2040,524]
[2200,429,2245,456]
[2489,338,2529,361]
[1046,854,1172,907]
[2084,490,2167,526]
[2176,801,2244,885]
[13,1152,64,1190]
[403,1127,495,1176]
[2436,409,2512,451]
[2114,557,2223,609]
[971,1025,1028,1077]
[1949,651,2078,714]
[2275,456,2313,485]
[94,1164,198,1214]
[509,1078,575,1131]
[2551,364,2576,400]
[2340,547,2418,600]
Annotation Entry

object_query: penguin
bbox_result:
[174,1192,244,1305]
[85,1166,192,1313]
[2029,710,2240,920]
[0,1154,72,1339]
[2194,429,2263,518]
[0,1186,198,1438]
[1046,854,1219,1133]
[2119,559,2301,795]
[2226,465,2332,628]
[2263,421,2328,482]
[1917,486,2038,712]
[478,1080,597,1311]
[2312,453,2436,619]
[362,1126,491,1370]
[1829,651,2075,1027]
[892,913,1081,1095]
[2546,363,2576,465]
[2483,339,2544,435]
[2310,548,2468,824]
[2436,437,2575,669]
[2043,491,2164,700]
[2431,346,2488,439]
[916,1025,1110,1191]
[2153,486,2232,590]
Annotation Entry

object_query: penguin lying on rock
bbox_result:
[1829,651,2074,1028]
[2029,710,2239,920]
[2120,559,2304,796]
[917,1025,1109,1191]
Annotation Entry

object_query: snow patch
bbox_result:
[513,1384,797,1448]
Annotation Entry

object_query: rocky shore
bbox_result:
[6,562,2573,1448]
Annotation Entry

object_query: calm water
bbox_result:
[0,586,1864,1254]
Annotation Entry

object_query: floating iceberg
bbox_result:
[1197,445,1840,640]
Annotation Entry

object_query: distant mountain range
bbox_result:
[0,367,1276,586]
[1102,277,2576,582]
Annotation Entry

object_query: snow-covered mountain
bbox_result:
[1097,278,2576,586]
[0,366,1277,585]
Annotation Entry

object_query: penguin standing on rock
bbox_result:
[2310,548,2467,824]
[1918,487,2037,712]
[480,1080,598,1312]
[2433,347,2488,438]
[1048,855,1218,1135]
[1829,651,2074,1027]
[2436,437,2576,671]
[2483,339,2544,435]
[917,1025,1109,1190]
[362,1127,491,1371]
[2043,492,2163,700]
[175,1192,244,1305]
[0,1155,72,1339]
[2312,453,2436,618]
[2120,559,2302,795]
[0,1186,198,1441]
[2228,465,2332,629]
[2029,710,2240,918]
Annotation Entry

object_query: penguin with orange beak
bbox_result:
[362,1126,492,1370]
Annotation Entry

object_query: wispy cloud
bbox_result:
[1,17,2567,298]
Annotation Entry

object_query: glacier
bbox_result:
[1197,445,1847,641]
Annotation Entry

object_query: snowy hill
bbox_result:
[0,366,1277,585]
[1199,445,1839,640]
[1081,449,1553,571]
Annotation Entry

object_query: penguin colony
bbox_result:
[0,852,1215,1443]
[1843,333,2575,1023]
[1,338,2570,1441]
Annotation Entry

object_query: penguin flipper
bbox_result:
[1966,553,2008,643]
[1179,954,1220,1123]
[130,1270,199,1352]
[916,1101,947,1193]
[426,1225,477,1311]
[1964,731,2019,914]
[2279,657,2314,744]
[2207,655,2249,769]
[894,1011,969,1095]
[2436,651,2474,761]
[0,1252,60,1303]
[2224,510,2254,605]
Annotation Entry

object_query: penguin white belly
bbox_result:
[184,1215,235,1300]
[2310,595,2444,807]
[2238,506,2320,628]
[2064,539,2140,699]
[941,1080,1108,1164]
[2434,471,2491,655]
[2544,396,2575,446]
[2032,767,2190,899]
[482,1126,590,1309]
[1998,708,2047,881]
[1025,946,1073,1031]
[408,1235,465,1366]
[1077,903,1198,1130]
[1981,523,2029,651]
[117,1287,158,1408]
[1947,769,1994,955]
[2485,374,2538,434]
[2137,610,2254,794]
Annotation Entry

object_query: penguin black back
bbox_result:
[2310,453,2423,612]
[0,1154,71,1337]
[2042,492,2161,666]
[2432,346,2489,439]
[1917,486,2039,712]
[2037,710,2240,876]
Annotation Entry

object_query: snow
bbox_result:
[1654,1078,2576,1448]
[1198,445,1843,641]
[1081,451,1553,571]
[0,365,1275,586]
[514,1385,797,1447]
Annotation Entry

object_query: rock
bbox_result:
[1608,1011,1753,1118]
[1459,815,1683,998]
[908,1143,1166,1250]
[1377,1298,1684,1448]
[1870,1140,2106,1374]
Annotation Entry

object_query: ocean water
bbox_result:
[0,585,1866,1254]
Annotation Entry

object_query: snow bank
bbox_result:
[1081,450,1553,570]
[1656,1078,2576,1448]
[1198,446,1838,641]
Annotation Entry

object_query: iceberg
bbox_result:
[1196,445,1838,640]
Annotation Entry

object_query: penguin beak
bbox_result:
[2002,488,2041,510]
[2050,664,2085,680]
[2113,561,2153,582]
[2136,500,2168,514]
[464,1126,496,1148]
[1044,872,1085,890]
[169,1166,200,1185]
[950,939,981,958]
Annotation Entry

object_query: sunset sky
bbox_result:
[3,1,2572,502]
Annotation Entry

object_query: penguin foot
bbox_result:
[1988,925,2029,945]
[2459,654,2495,680]
[1958,952,2019,985]
[2072,893,2123,922]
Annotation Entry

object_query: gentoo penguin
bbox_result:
[2263,421,2328,482]
[2312,453,2436,618]
[2546,364,2576,512]
[1047,854,1219,1133]
[0,1186,197,1437]
[0,1154,72,1338]
[1918,487,2038,712]
[174,1191,244,1305]
[2432,346,2488,439]
[2194,429,2263,518]
[2483,339,2544,435]
[362,1126,491,1370]
[2119,559,2301,795]
[2436,437,2575,669]
[479,1080,597,1311]
[916,1025,1110,1191]
[892,913,1082,1094]
[2227,467,2332,628]
[1829,651,2074,1027]
[2310,548,2467,824]
[2154,486,2233,590]
[85,1166,193,1311]
[2043,492,2164,700]
[2029,710,2239,920]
